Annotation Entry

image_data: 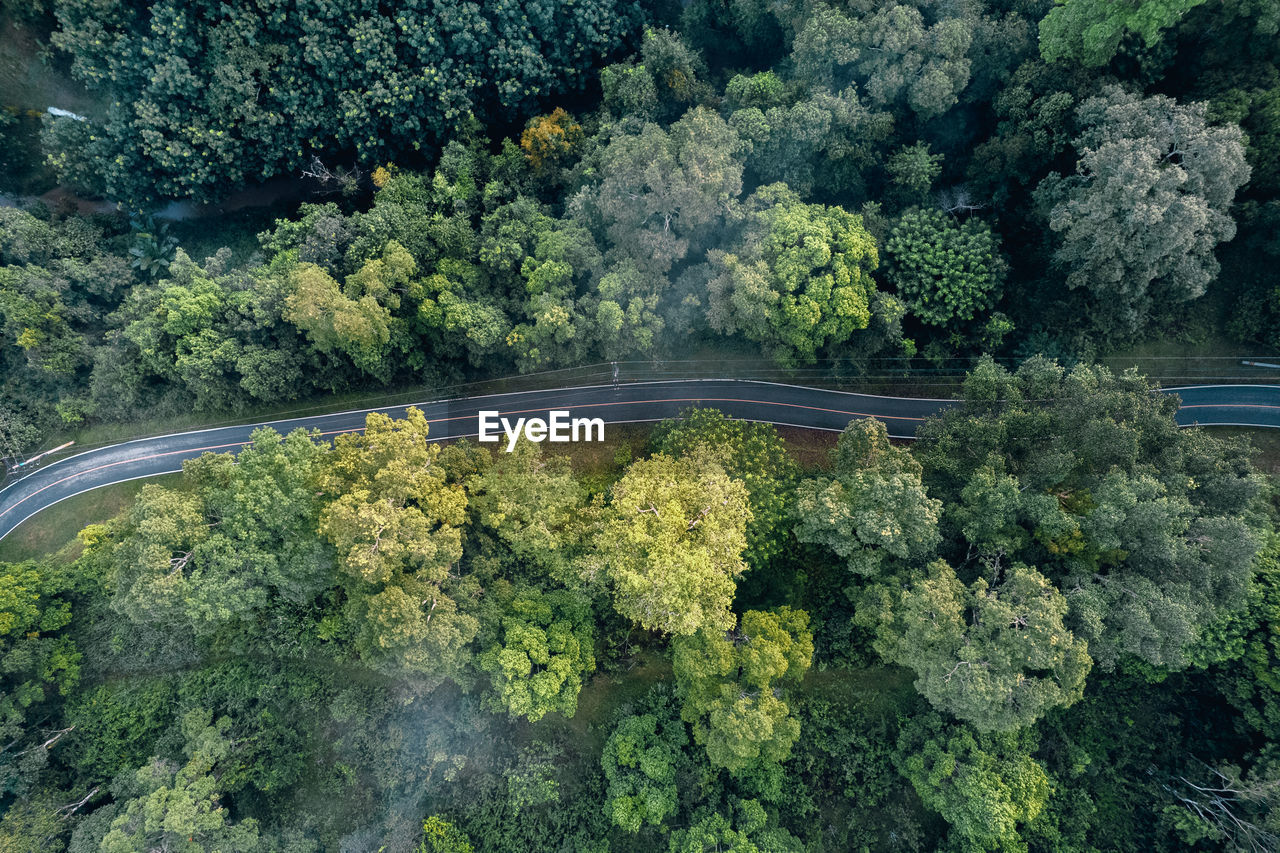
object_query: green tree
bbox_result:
[729,88,893,199]
[107,428,331,636]
[601,711,688,832]
[1039,0,1208,67]
[672,608,813,774]
[477,586,596,722]
[917,357,1265,671]
[651,408,800,573]
[706,184,879,366]
[791,3,972,119]
[418,816,475,853]
[466,439,586,579]
[793,418,941,579]
[886,142,945,205]
[317,408,476,678]
[0,560,80,798]
[896,713,1050,853]
[601,28,711,123]
[1033,86,1250,335]
[47,0,643,204]
[100,711,261,853]
[885,208,1006,327]
[587,454,752,636]
[668,798,803,853]
[589,108,746,275]
[870,561,1092,731]
[284,247,410,381]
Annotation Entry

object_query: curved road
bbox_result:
[1,379,1277,542]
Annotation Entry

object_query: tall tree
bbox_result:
[99,711,262,853]
[466,439,586,580]
[317,408,476,679]
[896,712,1050,853]
[672,608,813,774]
[650,408,800,574]
[108,427,332,636]
[791,3,972,120]
[884,208,1006,328]
[0,559,80,799]
[706,183,880,366]
[869,560,1092,731]
[586,108,746,276]
[794,417,941,580]
[916,357,1265,671]
[47,0,645,203]
[601,709,688,833]
[1033,86,1250,335]
[586,454,752,636]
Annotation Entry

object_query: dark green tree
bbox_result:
[885,208,1006,327]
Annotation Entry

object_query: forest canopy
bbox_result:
[1,0,1280,849]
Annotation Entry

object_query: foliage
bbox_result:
[897,712,1050,853]
[601,709,687,832]
[793,417,941,579]
[418,816,475,853]
[0,560,80,797]
[650,408,799,573]
[885,208,1006,327]
[520,109,585,171]
[477,586,596,722]
[587,453,752,635]
[706,183,880,366]
[1034,86,1250,335]
[46,0,645,203]
[317,408,477,679]
[791,2,972,119]
[99,711,262,853]
[869,560,1092,731]
[672,608,813,774]
[916,356,1266,671]
[667,798,803,853]
[1039,0,1209,67]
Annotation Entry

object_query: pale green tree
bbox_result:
[651,408,800,573]
[466,438,586,578]
[870,561,1092,731]
[588,108,746,275]
[706,184,879,366]
[673,608,813,774]
[793,418,941,578]
[100,711,261,853]
[317,407,476,678]
[1034,86,1250,333]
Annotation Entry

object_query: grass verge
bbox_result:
[0,473,181,563]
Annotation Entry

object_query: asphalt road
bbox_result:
[1,378,1277,542]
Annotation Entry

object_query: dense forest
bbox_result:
[2,0,1280,850]
[0,0,1276,453]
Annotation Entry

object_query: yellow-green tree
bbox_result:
[587,454,751,636]
[317,407,475,679]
